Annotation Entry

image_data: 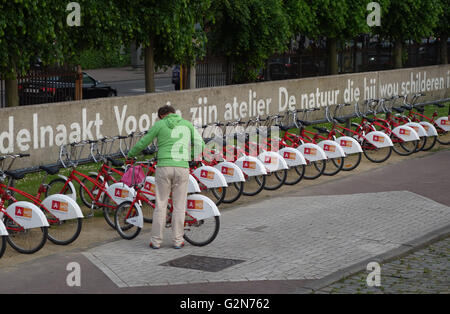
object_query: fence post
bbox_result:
[75,65,82,100]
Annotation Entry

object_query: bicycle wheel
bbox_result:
[322,157,344,176]
[263,170,287,190]
[46,178,76,199]
[421,136,437,151]
[339,152,362,171]
[415,136,427,152]
[391,135,418,156]
[436,128,450,145]
[4,217,48,254]
[220,182,244,204]
[210,186,226,206]
[46,216,82,245]
[242,174,266,196]
[303,160,326,180]
[114,201,142,240]
[183,215,220,247]
[80,175,103,209]
[0,236,6,259]
[362,139,392,163]
[102,196,118,229]
[284,165,305,185]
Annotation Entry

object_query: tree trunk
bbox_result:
[440,34,448,64]
[5,73,19,107]
[144,41,155,93]
[327,37,338,75]
[393,39,403,69]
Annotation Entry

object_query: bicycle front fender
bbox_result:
[41,194,84,220]
[192,166,228,188]
[105,183,136,205]
[187,194,220,220]
[404,122,427,137]
[57,175,77,201]
[235,155,267,176]
[392,126,420,142]
[335,136,363,154]
[258,151,289,172]
[214,161,246,183]
[0,220,8,236]
[435,117,450,132]
[317,140,346,158]
[418,122,438,137]
[278,147,307,166]
[2,201,49,229]
[296,143,327,161]
[365,131,393,148]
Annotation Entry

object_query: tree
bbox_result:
[434,0,449,64]
[207,0,292,83]
[120,0,211,93]
[375,0,443,68]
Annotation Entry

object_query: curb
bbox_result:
[298,223,450,293]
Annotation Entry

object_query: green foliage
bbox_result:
[73,48,130,70]
[208,0,292,83]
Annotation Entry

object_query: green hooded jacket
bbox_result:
[127,114,205,168]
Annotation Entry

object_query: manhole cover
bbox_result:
[160,255,245,272]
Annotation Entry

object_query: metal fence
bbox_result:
[195,57,234,88]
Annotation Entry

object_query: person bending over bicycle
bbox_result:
[127,105,205,249]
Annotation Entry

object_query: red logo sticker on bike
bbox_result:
[200,170,215,180]
[340,140,353,148]
[144,182,155,193]
[283,152,296,160]
[114,188,129,198]
[373,135,384,143]
[441,119,450,126]
[304,147,317,155]
[51,200,68,212]
[221,166,234,176]
[323,144,336,152]
[187,199,203,210]
[264,156,277,164]
[421,124,429,131]
[399,128,411,136]
[15,206,32,219]
[243,161,256,169]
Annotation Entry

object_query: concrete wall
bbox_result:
[1,65,449,169]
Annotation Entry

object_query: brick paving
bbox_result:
[316,236,450,294]
[84,190,450,288]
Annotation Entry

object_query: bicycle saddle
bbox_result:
[5,170,26,180]
[39,165,60,175]
[334,117,346,124]
[313,126,329,134]
[401,105,413,110]
[363,115,375,123]
[435,103,445,108]
[106,157,124,167]
[392,107,404,113]
[297,119,311,126]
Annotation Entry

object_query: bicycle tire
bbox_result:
[392,135,418,156]
[362,139,392,163]
[284,165,305,185]
[421,136,437,151]
[0,236,6,259]
[340,152,362,171]
[242,174,266,196]
[436,129,450,145]
[322,157,344,176]
[47,217,83,245]
[102,196,118,229]
[80,175,103,209]
[415,136,427,152]
[46,178,76,198]
[210,186,227,206]
[303,160,326,180]
[263,169,287,190]
[221,182,244,204]
[183,215,220,247]
[4,216,48,254]
[114,201,142,240]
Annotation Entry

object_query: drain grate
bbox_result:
[160,255,245,272]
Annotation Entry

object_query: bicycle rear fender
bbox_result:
[418,122,438,137]
[235,155,268,176]
[258,151,289,172]
[435,117,450,131]
[57,175,77,201]
[365,131,393,148]
[296,143,327,161]
[392,126,420,142]
[278,147,307,166]
[192,166,228,188]
[317,140,346,159]
[186,194,220,220]
[214,161,246,183]
[41,194,84,220]
[0,201,49,229]
[105,183,136,205]
[335,136,363,154]
[404,122,427,137]
[0,220,8,236]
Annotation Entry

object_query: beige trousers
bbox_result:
[151,166,189,247]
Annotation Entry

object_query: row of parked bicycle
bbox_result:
[0,93,449,258]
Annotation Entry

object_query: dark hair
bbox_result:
[157,105,176,119]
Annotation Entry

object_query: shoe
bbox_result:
[149,242,160,249]
[173,242,185,249]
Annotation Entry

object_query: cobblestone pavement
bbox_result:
[316,236,450,294]
[84,190,450,288]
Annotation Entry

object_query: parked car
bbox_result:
[19,72,117,106]
[172,65,180,90]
